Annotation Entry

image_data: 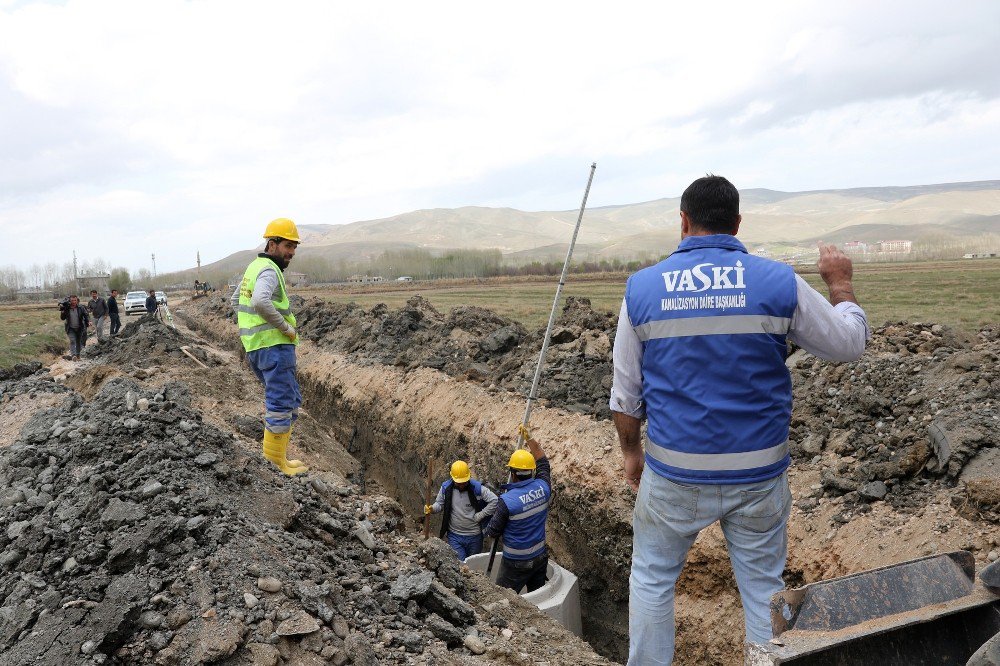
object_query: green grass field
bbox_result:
[0,305,68,370]
[304,260,1000,332]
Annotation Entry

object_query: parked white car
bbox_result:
[123,291,148,316]
[155,291,167,306]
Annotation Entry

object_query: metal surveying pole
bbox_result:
[487,162,597,576]
[517,161,597,446]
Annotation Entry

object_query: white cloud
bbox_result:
[1,0,998,273]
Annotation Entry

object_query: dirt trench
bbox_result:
[177,297,1000,666]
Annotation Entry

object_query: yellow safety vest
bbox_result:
[238,256,298,352]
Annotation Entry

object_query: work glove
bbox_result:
[424,504,432,516]
[517,423,531,442]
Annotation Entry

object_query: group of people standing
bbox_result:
[59,288,122,360]
[239,173,869,665]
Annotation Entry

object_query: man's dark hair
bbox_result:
[90,289,97,295]
[111,289,118,294]
[680,174,740,234]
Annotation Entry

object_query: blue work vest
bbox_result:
[499,477,551,560]
[442,478,484,499]
[624,234,797,484]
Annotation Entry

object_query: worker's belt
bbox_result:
[503,551,548,568]
[633,314,791,342]
[645,439,789,471]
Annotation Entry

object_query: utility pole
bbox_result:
[151,253,157,278]
[73,250,80,293]
[197,251,201,282]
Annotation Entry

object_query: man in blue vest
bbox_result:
[611,175,870,665]
[425,460,499,560]
[232,218,308,476]
[484,430,552,592]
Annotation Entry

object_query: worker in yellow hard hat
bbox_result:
[231,218,307,476]
[425,459,499,560]
[484,424,552,592]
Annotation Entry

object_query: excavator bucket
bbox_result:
[747,551,1000,665]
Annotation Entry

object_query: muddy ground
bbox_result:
[3,292,999,665]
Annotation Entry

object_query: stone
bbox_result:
[345,633,378,666]
[257,577,282,593]
[190,620,243,663]
[101,498,147,526]
[352,523,376,549]
[980,559,1000,587]
[246,643,280,666]
[166,608,193,630]
[81,640,99,655]
[390,571,434,601]
[142,480,166,499]
[137,398,150,411]
[859,481,888,501]
[243,593,259,609]
[501,628,513,640]
[464,634,486,654]
[275,610,321,637]
[140,611,166,629]
[332,616,349,639]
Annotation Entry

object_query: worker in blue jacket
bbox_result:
[484,427,552,593]
[611,174,870,665]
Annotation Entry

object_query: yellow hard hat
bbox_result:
[262,218,301,243]
[508,449,536,471]
[450,460,471,483]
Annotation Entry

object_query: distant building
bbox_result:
[963,252,998,259]
[753,248,770,258]
[16,289,54,303]
[877,240,912,254]
[347,275,385,284]
[286,271,308,286]
[396,276,414,282]
[843,241,868,254]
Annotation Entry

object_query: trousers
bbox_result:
[94,315,107,341]
[67,328,86,357]
[446,532,483,561]
[247,344,301,435]
[496,553,548,593]
[628,467,791,666]
[109,312,121,335]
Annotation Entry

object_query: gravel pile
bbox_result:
[788,322,1000,516]
[0,374,504,664]
[82,315,219,369]
[200,293,617,419]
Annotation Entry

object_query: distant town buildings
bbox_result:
[963,252,998,259]
[347,275,385,284]
[843,240,912,256]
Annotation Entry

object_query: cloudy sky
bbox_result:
[2,0,998,275]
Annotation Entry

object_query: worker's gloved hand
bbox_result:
[282,326,297,343]
[423,504,432,516]
[517,423,531,442]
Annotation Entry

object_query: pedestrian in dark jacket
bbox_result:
[145,290,158,315]
[107,289,121,335]
[88,290,108,342]
[60,295,90,360]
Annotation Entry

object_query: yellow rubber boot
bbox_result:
[262,431,308,476]
[286,424,305,469]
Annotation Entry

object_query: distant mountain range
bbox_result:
[187,180,1000,279]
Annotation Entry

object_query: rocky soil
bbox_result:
[6,288,998,666]
[0,320,609,665]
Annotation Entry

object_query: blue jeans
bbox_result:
[247,345,301,435]
[446,532,483,561]
[628,467,791,666]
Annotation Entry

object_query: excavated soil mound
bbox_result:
[788,321,1000,518]
[82,315,220,369]
[0,324,609,665]
[199,294,614,418]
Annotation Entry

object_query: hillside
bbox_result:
[188,180,1000,274]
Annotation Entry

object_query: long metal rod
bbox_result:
[517,162,596,447]
[488,162,596,577]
